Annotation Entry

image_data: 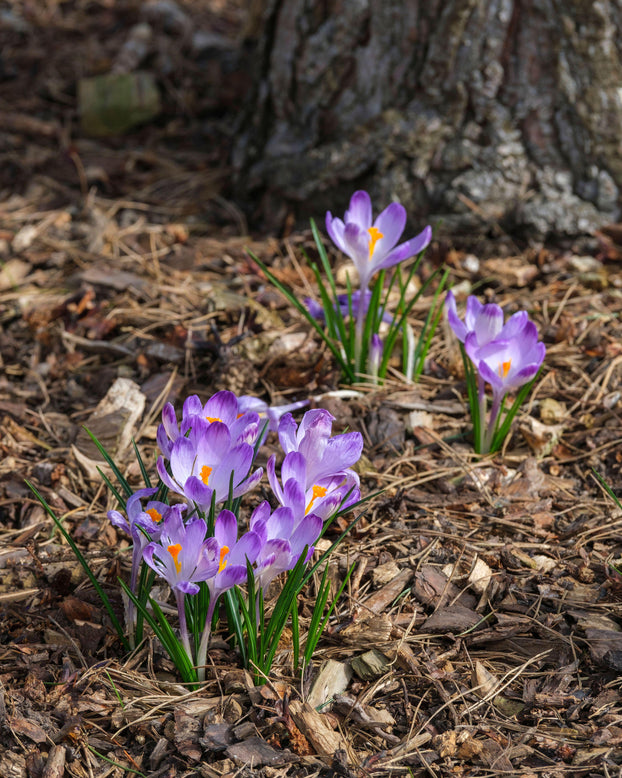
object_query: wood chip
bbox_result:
[307,659,352,710]
[422,604,482,634]
[288,700,345,755]
[42,746,66,778]
[362,568,414,614]
[351,649,391,680]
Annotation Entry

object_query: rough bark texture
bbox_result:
[234,0,622,239]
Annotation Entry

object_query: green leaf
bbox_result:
[250,250,355,382]
[83,427,133,498]
[120,581,198,687]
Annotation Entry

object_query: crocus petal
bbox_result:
[373,202,407,254]
[325,214,347,254]
[184,475,213,507]
[177,580,200,595]
[229,530,262,566]
[377,225,433,271]
[464,296,484,331]
[183,518,208,549]
[282,478,306,517]
[267,506,295,540]
[323,432,364,472]
[156,456,179,493]
[267,454,284,503]
[182,394,203,418]
[445,290,467,342]
[345,190,373,229]
[215,510,238,549]
[169,437,198,486]
[249,501,272,533]
[340,222,370,267]
[231,466,263,499]
[203,390,238,425]
[277,413,299,454]
[281,452,307,486]
[215,564,247,593]
[290,514,322,554]
[498,310,528,341]
[472,304,504,346]
[196,421,232,463]
[108,510,130,534]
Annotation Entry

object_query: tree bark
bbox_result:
[235,0,622,240]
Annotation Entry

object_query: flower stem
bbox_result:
[355,289,366,374]
[477,374,487,454]
[484,391,504,454]
[175,589,194,668]
[196,597,217,683]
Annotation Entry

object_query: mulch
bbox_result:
[2,2,622,777]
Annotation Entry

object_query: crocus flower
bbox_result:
[326,190,432,291]
[157,390,261,459]
[445,290,528,348]
[249,502,322,590]
[142,506,217,596]
[465,320,546,400]
[268,452,360,524]
[156,418,263,511]
[369,334,382,380]
[276,409,363,486]
[108,487,170,635]
[143,505,219,662]
[445,292,546,453]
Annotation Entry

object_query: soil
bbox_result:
[2,2,622,777]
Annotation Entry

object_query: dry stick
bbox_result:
[42,746,66,778]
[549,281,578,328]
[594,353,622,403]
[462,650,552,717]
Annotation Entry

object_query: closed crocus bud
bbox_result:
[369,334,382,379]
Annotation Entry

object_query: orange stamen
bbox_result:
[218,545,230,573]
[367,226,384,258]
[206,416,222,423]
[201,465,212,485]
[498,359,512,378]
[168,543,182,574]
[146,507,163,523]
[305,484,328,515]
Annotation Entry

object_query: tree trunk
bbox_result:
[235,0,622,240]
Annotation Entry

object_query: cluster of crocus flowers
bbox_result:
[302,190,435,382]
[445,291,546,453]
[108,390,363,681]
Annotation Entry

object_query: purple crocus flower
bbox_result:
[268,452,360,524]
[445,290,528,348]
[157,390,261,459]
[142,506,217,596]
[276,409,363,486]
[156,418,263,511]
[446,291,546,453]
[465,320,546,399]
[143,505,219,662]
[249,502,322,590]
[108,487,170,637]
[326,190,432,291]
